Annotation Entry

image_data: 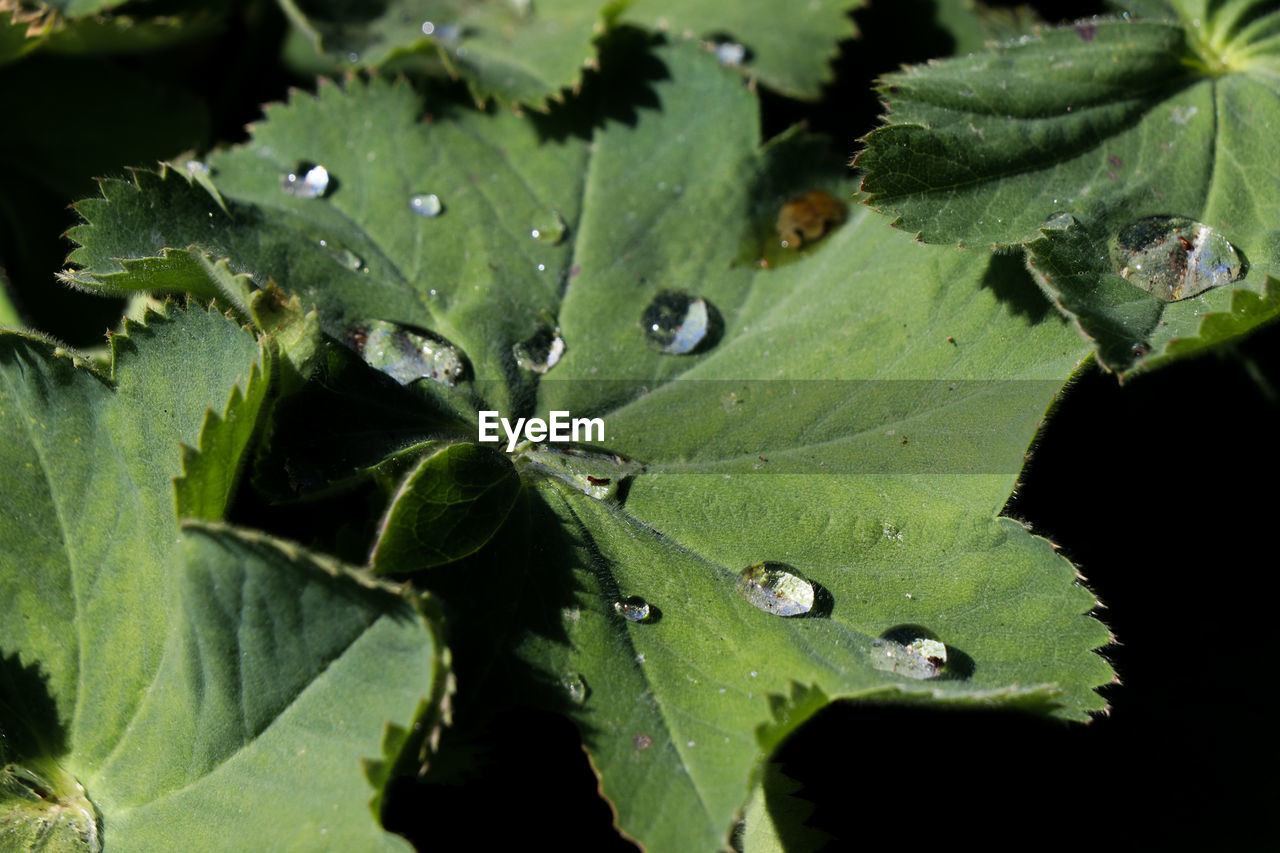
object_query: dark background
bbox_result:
[3,0,1275,848]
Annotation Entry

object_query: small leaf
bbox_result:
[371,443,522,573]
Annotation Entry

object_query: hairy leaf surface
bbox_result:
[0,306,443,850]
[856,4,1280,372]
[60,44,1112,851]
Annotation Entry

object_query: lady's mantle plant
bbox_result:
[1,0,1277,850]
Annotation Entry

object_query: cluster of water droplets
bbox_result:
[353,319,468,388]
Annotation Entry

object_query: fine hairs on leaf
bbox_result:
[1,0,1277,851]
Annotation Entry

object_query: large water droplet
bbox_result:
[1113,215,1243,301]
[281,163,330,199]
[641,290,721,355]
[869,629,948,679]
[410,193,443,217]
[776,189,846,249]
[736,562,815,617]
[530,210,567,245]
[355,319,468,387]
[563,673,588,704]
[614,596,651,623]
[513,323,565,373]
[517,443,643,501]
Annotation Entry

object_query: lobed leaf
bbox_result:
[0,306,444,849]
[60,42,1114,851]
[276,0,859,107]
[856,4,1280,372]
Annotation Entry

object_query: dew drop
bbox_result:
[184,159,210,175]
[513,323,565,374]
[736,562,815,617]
[641,290,722,355]
[869,628,948,679]
[1041,211,1079,231]
[319,239,366,272]
[517,444,643,501]
[353,319,468,387]
[281,164,330,199]
[1113,215,1243,301]
[614,596,651,623]
[776,189,846,249]
[530,210,568,245]
[410,193,443,217]
[563,673,588,704]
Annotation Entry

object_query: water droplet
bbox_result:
[736,562,815,617]
[518,444,643,501]
[319,239,366,272]
[1113,215,1243,301]
[354,319,468,387]
[614,596,651,622]
[184,159,210,175]
[410,193,443,217]
[641,290,722,355]
[1042,212,1079,230]
[563,673,588,704]
[422,21,435,35]
[530,210,567,245]
[281,164,330,199]
[776,189,846,249]
[513,323,565,374]
[869,629,948,679]
[713,41,746,66]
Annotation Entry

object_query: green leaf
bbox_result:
[932,0,1041,56]
[0,306,443,848]
[0,266,18,327]
[174,354,274,520]
[371,442,522,572]
[615,0,860,98]
[276,0,857,106]
[59,44,1112,851]
[739,761,830,853]
[856,7,1280,371]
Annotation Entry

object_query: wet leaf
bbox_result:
[276,0,858,106]
[856,4,1280,372]
[59,44,1111,852]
